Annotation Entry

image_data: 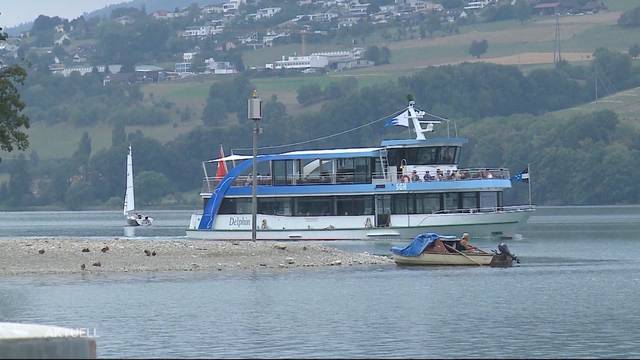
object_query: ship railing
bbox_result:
[201,171,392,192]
[431,205,535,215]
[396,167,511,182]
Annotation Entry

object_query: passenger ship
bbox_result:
[186,101,534,240]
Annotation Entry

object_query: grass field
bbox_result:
[12,3,640,161]
[552,86,640,126]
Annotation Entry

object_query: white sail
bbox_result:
[123,145,135,215]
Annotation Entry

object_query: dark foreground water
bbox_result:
[1,206,640,358]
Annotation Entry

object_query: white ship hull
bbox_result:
[186,208,532,241]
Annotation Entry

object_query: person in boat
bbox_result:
[423,237,447,253]
[456,233,480,253]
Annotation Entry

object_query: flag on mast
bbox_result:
[384,110,410,128]
[510,166,529,183]
[215,144,228,178]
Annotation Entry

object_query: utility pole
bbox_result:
[594,65,598,103]
[248,90,262,241]
[553,14,562,64]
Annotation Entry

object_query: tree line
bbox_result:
[2,47,640,209]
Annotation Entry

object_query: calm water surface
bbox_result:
[1,206,640,358]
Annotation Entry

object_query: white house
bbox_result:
[114,15,135,25]
[255,7,282,19]
[273,55,329,70]
[307,12,339,22]
[349,2,370,16]
[263,31,288,47]
[223,0,245,13]
[175,62,192,73]
[204,58,237,74]
[202,4,224,14]
[464,0,490,10]
[183,52,198,61]
[54,34,70,46]
[182,23,224,38]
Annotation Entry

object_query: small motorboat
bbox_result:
[391,233,519,267]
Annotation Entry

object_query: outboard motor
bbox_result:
[497,242,519,264]
[490,242,519,267]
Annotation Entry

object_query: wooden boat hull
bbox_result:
[393,252,495,266]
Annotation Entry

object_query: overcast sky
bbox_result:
[1,0,124,28]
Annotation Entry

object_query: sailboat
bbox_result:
[124,145,153,226]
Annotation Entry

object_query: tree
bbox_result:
[629,44,640,59]
[469,39,489,58]
[380,46,392,65]
[515,0,532,24]
[134,170,171,205]
[0,27,30,161]
[202,98,229,125]
[425,13,441,37]
[7,154,32,207]
[296,83,323,106]
[71,132,92,169]
[618,6,640,28]
[364,45,381,64]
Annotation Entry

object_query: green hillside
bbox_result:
[15,3,640,160]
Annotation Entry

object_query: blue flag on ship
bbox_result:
[510,167,529,183]
[384,110,410,128]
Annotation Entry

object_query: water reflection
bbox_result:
[123,226,136,238]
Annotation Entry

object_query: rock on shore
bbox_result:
[0,238,393,276]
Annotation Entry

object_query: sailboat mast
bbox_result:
[124,145,135,215]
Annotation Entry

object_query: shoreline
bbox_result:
[0,238,394,276]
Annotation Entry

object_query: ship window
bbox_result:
[415,193,441,213]
[443,192,460,211]
[258,197,293,216]
[480,191,498,210]
[336,158,355,183]
[387,146,460,166]
[416,147,438,164]
[391,194,414,214]
[354,158,371,183]
[461,192,478,209]
[294,197,335,216]
[337,196,374,216]
[218,198,251,214]
[272,160,299,185]
[438,147,457,164]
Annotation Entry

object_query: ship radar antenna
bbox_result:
[405,100,453,140]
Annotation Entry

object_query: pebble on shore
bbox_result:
[0,238,393,276]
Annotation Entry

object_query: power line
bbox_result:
[231,107,453,154]
[232,108,406,153]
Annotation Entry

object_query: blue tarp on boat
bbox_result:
[391,233,460,257]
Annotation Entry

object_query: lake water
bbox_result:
[1,206,640,358]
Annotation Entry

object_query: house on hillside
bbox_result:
[263,31,288,47]
[115,15,135,26]
[533,2,561,15]
[271,54,329,70]
[204,59,237,74]
[349,2,370,17]
[247,7,282,21]
[135,65,164,83]
[202,4,224,14]
[54,34,70,46]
